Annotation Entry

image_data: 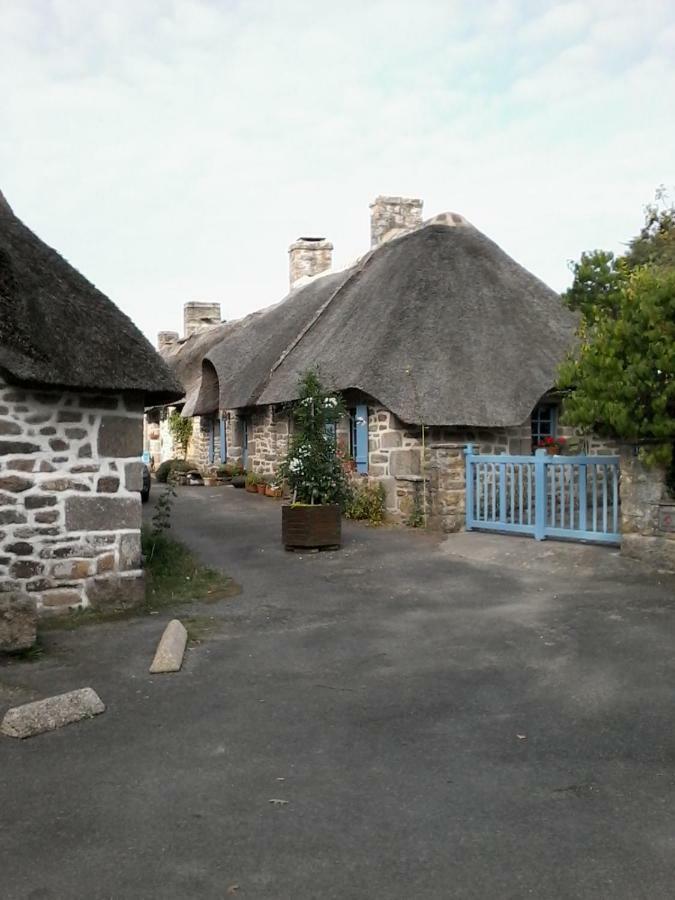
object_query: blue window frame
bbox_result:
[531,404,557,451]
[219,416,227,464]
[349,405,368,474]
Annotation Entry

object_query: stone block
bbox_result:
[97,553,115,574]
[97,415,142,458]
[48,438,69,452]
[7,459,35,472]
[0,475,32,493]
[10,560,44,579]
[0,593,37,652]
[0,441,40,455]
[41,478,88,492]
[51,559,95,580]
[380,431,402,449]
[119,532,142,570]
[25,495,57,509]
[34,510,59,524]
[149,619,188,674]
[97,476,120,494]
[86,573,145,611]
[65,495,140,532]
[41,588,83,609]
[377,476,397,510]
[5,541,33,556]
[124,462,143,492]
[0,420,21,435]
[0,510,27,525]
[1,687,105,738]
[389,448,421,478]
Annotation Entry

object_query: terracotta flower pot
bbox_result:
[282,504,341,550]
[257,482,268,494]
[246,483,258,493]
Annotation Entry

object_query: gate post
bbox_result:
[464,444,474,531]
[534,448,546,541]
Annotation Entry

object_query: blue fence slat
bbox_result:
[465,445,620,546]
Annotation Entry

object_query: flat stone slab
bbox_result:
[149,619,188,674]
[1,687,105,739]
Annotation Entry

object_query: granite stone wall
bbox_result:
[0,375,145,615]
[620,447,675,571]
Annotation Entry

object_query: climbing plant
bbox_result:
[168,410,193,460]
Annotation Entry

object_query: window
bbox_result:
[531,404,556,451]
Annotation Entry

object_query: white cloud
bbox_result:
[0,0,673,341]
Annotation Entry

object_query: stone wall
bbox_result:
[246,408,291,477]
[0,376,145,615]
[619,447,675,571]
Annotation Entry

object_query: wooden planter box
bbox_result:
[282,504,341,550]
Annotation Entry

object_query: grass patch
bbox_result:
[143,529,238,609]
[42,529,238,632]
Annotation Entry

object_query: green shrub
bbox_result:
[217,464,234,477]
[345,479,386,525]
[245,472,260,486]
[156,458,195,484]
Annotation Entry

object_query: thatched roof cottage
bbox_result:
[0,189,181,643]
[151,196,588,529]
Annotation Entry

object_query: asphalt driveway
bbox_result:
[2,485,675,899]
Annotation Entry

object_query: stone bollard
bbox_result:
[149,619,188,674]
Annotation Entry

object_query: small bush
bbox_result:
[345,479,386,525]
[156,458,196,483]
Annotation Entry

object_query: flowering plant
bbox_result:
[537,435,567,453]
[278,370,349,506]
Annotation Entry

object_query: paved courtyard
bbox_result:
[2,485,675,899]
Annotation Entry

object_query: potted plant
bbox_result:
[245,472,260,493]
[266,480,283,498]
[537,436,567,456]
[232,469,246,489]
[257,476,269,494]
[278,370,349,550]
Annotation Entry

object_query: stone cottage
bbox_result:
[151,196,596,528]
[0,189,181,643]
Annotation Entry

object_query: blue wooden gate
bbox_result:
[465,445,620,544]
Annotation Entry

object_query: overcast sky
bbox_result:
[1,0,674,343]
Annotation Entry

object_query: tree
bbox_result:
[559,192,675,471]
[277,370,349,506]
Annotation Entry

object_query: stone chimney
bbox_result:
[157,331,179,351]
[370,196,423,247]
[183,302,222,338]
[289,237,333,289]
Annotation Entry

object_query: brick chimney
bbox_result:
[183,302,222,338]
[370,196,423,247]
[288,237,333,289]
[157,331,179,351]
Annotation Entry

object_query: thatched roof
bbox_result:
[0,191,182,403]
[169,215,577,427]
